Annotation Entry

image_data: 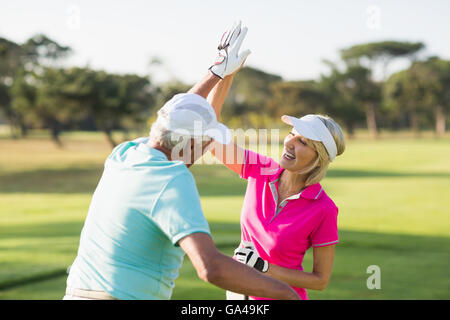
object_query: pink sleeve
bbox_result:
[240,149,280,180]
[310,207,339,248]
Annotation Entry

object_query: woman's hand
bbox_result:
[228,56,248,77]
[265,245,336,291]
[234,242,269,273]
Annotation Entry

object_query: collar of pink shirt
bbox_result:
[267,167,324,203]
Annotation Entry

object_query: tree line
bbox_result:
[0,34,448,147]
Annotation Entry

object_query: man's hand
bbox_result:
[209,21,251,79]
[234,241,269,273]
[179,233,299,300]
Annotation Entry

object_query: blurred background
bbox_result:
[0,0,449,299]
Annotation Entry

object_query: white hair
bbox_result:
[148,119,211,152]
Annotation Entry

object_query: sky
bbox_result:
[1,0,449,84]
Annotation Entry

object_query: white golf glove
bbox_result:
[209,20,251,79]
[234,241,268,273]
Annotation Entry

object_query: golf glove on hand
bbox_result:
[234,241,268,273]
[209,20,251,79]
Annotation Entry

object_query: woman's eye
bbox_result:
[289,132,306,145]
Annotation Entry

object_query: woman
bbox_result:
[207,73,346,300]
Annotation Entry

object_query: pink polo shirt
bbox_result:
[239,149,339,300]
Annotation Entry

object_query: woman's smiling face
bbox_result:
[279,129,318,172]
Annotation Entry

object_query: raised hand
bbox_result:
[209,21,251,79]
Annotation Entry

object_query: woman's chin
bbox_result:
[279,156,295,169]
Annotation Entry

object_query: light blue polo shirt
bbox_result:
[66,137,211,300]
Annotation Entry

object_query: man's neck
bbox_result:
[147,141,172,161]
[146,141,194,168]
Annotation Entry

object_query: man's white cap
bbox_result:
[157,93,232,144]
[281,114,337,162]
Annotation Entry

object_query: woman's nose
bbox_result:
[285,135,295,147]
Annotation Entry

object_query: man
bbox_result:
[64,21,299,300]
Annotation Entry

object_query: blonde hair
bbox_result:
[296,115,346,186]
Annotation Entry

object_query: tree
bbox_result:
[146,79,191,127]
[341,41,424,78]
[218,66,281,127]
[384,58,449,137]
[419,58,450,136]
[61,68,153,147]
[319,62,371,138]
[267,80,327,119]
[115,73,155,139]
[11,67,85,146]
[0,37,25,137]
[227,66,282,112]
[0,37,22,76]
[21,34,72,67]
[155,80,191,107]
[3,34,73,139]
[384,67,426,136]
[341,41,424,138]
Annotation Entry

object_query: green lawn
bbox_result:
[0,131,449,299]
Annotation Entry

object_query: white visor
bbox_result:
[281,114,337,162]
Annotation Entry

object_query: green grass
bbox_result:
[0,131,449,299]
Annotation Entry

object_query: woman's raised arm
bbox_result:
[207,75,245,175]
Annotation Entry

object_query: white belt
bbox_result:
[65,287,118,300]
